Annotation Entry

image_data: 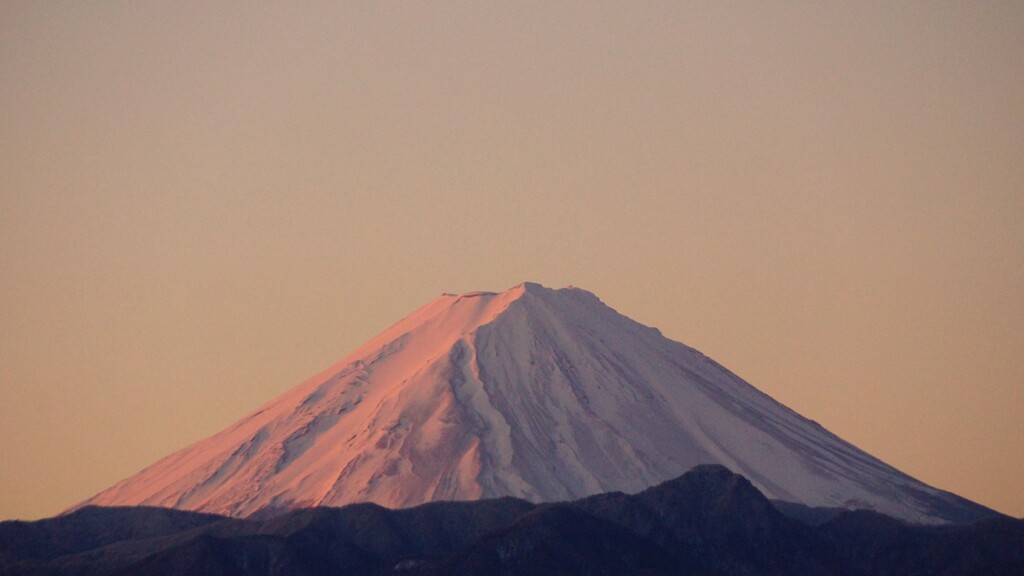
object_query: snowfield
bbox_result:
[74,283,990,524]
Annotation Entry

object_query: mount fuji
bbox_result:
[74,282,994,524]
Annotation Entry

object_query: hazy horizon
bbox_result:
[2,1,1022,520]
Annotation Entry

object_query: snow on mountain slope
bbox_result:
[74,283,993,524]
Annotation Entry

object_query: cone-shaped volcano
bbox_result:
[75,283,993,524]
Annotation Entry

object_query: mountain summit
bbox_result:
[76,283,993,524]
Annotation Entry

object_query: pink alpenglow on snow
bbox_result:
[74,283,994,524]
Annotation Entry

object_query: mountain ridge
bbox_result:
[9,466,1021,576]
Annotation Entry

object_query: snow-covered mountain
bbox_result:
[75,283,992,524]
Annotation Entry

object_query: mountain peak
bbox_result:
[515,281,599,296]
[515,280,545,292]
[74,285,995,524]
[442,282,599,298]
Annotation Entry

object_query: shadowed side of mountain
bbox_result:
[770,500,847,526]
[0,506,229,563]
[254,496,537,570]
[4,466,1022,576]
[817,510,1024,576]
[106,534,319,576]
[424,504,678,576]
[627,465,829,574]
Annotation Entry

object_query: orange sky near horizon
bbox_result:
[1,1,1022,521]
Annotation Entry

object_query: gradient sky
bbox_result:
[2,2,1022,521]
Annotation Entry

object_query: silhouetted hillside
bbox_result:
[2,466,1020,576]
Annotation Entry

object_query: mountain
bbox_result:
[73,282,995,524]
[9,467,1023,576]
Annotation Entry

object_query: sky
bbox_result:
[1,1,1021,521]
